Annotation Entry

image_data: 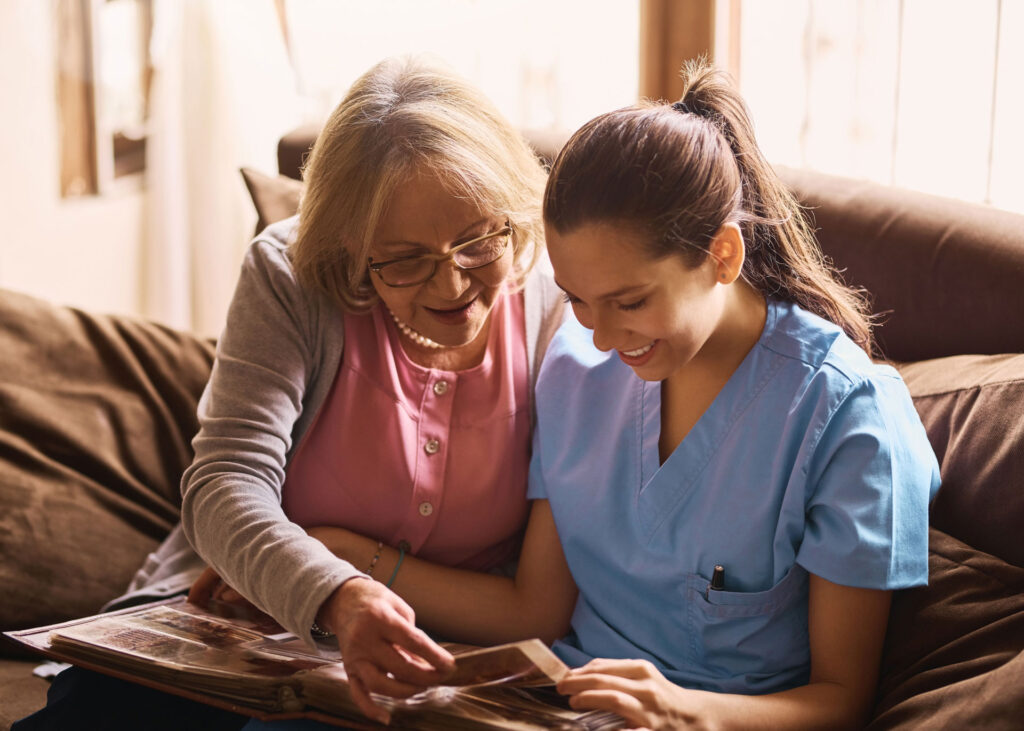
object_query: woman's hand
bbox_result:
[188,565,259,613]
[557,658,708,731]
[321,576,455,725]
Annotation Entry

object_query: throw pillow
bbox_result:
[897,353,1024,567]
[240,167,303,234]
[0,288,215,645]
[868,527,1024,730]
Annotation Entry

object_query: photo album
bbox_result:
[5,597,624,730]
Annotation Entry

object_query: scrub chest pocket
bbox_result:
[685,564,810,693]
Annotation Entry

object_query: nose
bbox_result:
[426,257,471,300]
[589,310,619,353]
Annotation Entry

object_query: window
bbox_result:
[56,0,152,197]
[737,0,1024,214]
[281,0,639,139]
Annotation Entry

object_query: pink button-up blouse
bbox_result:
[282,290,530,571]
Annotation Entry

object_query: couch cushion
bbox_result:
[868,527,1024,730]
[0,289,214,643]
[897,353,1024,567]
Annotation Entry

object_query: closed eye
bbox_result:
[618,299,646,311]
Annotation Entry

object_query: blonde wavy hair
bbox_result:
[292,55,548,313]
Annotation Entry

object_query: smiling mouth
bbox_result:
[621,342,655,358]
[423,296,479,326]
[426,297,476,315]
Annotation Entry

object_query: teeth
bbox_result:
[622,342,654,358]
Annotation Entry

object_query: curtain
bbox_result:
[143,0,300,337]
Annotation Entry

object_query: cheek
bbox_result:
[371,279,416,314]
[473,255,515,291]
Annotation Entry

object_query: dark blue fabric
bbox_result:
[13,666,249,731]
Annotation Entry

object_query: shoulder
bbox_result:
[761,300,904,409]
[223,215,343,360]
[756,302,934,471]
[245,215,300,283]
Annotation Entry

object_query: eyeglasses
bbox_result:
[368,222,512,288]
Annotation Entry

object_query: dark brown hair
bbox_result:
[544,59,875,355]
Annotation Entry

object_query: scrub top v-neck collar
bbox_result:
[635,300,781,538]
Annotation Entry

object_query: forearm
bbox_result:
[691,681,872,731]
[182,477,362,642]
[362,545,562,644]
[687,579,888,730]
[310,501,577,646]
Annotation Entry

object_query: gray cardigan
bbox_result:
[109,216,567,645]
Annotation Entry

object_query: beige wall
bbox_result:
[0,1,145,318]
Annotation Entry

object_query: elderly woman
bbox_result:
[14,55,564,730]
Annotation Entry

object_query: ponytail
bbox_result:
[544,58,876,355]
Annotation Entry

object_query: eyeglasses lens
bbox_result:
[378,231,509,287]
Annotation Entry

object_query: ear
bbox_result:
[708,223,745,285]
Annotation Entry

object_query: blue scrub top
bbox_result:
[528,299,940,695]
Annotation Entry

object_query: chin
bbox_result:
[433,321,486,349]
[629,366,666,382]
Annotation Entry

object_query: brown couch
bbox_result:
[2,129,1022,729]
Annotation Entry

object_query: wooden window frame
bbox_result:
[639,0,741,102]
[56,0,152,198]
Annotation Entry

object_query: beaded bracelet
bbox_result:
[365,540,384,577]
[387,540,410,588]
[310,620,334,639]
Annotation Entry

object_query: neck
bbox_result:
[673,281,767,387]
[387,307,493,371]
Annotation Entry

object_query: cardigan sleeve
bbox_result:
[180,232,363,646]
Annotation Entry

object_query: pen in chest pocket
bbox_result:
[706,564,725,599]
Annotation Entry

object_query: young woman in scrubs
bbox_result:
[246,61,941,730]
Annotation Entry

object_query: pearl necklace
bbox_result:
[390,311,444,349]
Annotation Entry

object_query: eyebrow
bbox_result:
[378,217,493,250]
[555,280,649,302]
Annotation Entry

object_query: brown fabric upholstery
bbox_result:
[0,289,215,641]
[869,528,1024,730]
[898,353,1024,567]
[777,166,1024,362]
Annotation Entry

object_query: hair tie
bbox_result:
[671,100,692,115]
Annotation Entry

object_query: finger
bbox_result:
[569,688,648,728]
[364,637,452,687]
[354,658,432,699]
[571,657,658,679]
[348,672,391,726]
[218,587,243,603]
[558,671,644,697]
[187,567,221,606]
[381,620,454,674]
